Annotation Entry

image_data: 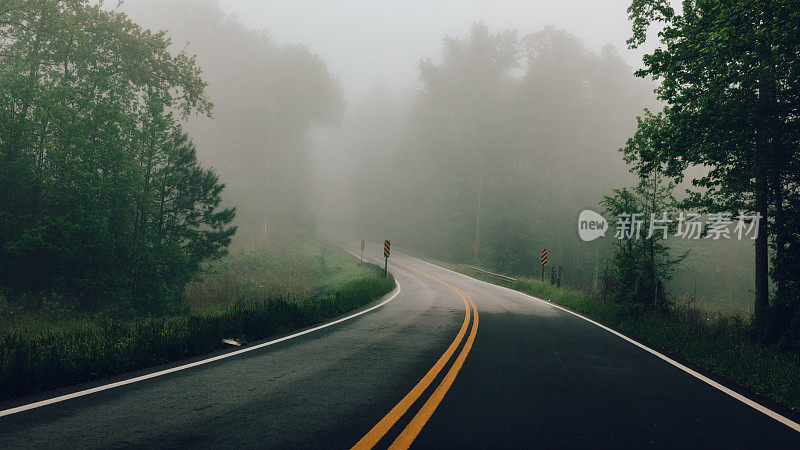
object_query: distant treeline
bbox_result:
[317,2,800,347]
[317,23,655,286]
[313,21,761,312]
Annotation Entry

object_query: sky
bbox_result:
[215,0,663,101]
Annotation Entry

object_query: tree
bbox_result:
[355,23,651,276]
[134,129,236,310]
[625,0,800,328]
[122,0,344,242]
[601,172,684,306]
[0,0,234,310]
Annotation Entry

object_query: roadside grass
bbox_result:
[0,243,394,401]
[451,264,800,412]
[183,241,372,314]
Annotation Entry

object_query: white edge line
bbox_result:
[0,254,401,419]
[398,251,800,433]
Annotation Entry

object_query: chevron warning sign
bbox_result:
[382,240,391,277]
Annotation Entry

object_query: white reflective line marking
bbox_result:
[0,274,401,418]
[400,252,800,433]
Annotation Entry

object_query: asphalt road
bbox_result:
[1,241,799,449]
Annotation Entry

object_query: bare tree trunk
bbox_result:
[774,175,786,301]
[474,173,483,263]
[754,164,770,328]
[754,3,776,329]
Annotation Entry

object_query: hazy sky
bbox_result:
[216,0,663,100]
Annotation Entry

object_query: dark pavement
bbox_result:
[1,242,798,449]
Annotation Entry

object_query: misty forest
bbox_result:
[3,0,800,422]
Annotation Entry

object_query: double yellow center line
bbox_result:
[352,261,479,449]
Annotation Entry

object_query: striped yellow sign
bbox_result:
[473,241,478,254]
[540,248,548,266]
[384,240,391,258]
[361,239,365,251]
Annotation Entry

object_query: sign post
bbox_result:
[383,240,391,277]
[540,248,548,281]
[360,239,365,262]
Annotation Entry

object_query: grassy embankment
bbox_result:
[0,242,394,401]
[450,263,800,412]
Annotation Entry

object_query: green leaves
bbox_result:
[0,1,233,311]
[624,0,800,328]
[601,173,685,305]
[627,0,675,48]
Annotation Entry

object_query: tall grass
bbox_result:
[0,246,395,401]
[456,265,800,412]
[183,241,373,313]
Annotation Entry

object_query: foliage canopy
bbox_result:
[0,0,235,311]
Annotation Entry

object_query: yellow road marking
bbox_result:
[389,287,478,449]
[352,261,478,449]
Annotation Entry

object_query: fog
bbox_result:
[120,0,752,311]
[214,0,657,99]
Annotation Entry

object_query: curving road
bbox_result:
[1,240,799,448]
